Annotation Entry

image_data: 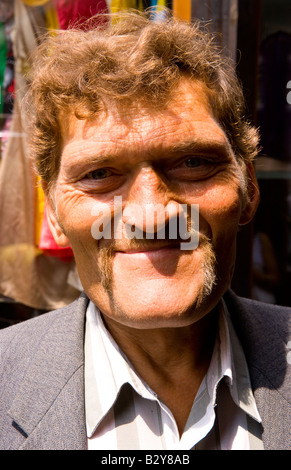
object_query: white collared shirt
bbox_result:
[84,300,263,450]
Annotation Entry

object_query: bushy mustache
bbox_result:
[97,229,216,298]
[91,199,200,251]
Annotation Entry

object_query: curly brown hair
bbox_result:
[23,9,259,191]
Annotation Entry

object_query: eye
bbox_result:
[79,166,125,194]
[166,155,218,182]
[86,168,113,180]
[184,158,202,168]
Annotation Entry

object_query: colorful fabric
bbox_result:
[21,0,49,5]
[142,0,167,8]
[44,2,60,30]
[53,0,109,30]
[0,0,80,310]
[0,22,7,114]
[110,0,143,13]
[173,0,191,21]
[142,0,167,19]
[34,176,45,246]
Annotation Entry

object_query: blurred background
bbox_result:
[0,0,290,327]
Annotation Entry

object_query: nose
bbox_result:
[122,166,180,236]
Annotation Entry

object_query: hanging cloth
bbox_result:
[0,22,7,114]
[110,0,144,14]
[142,0,167,19]
[0,0,80,310]
[190,0,238,61]
[34,175,45,246]
[20,0,60,31]
[34,0,59,246]
[21,0,50,5]
[173,0,191,22]
[142,0,167,8]
[44,2,60,30]
[53,0,109,30]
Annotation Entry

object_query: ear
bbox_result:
[45,199,71,247]
[239,161,260,226]
[42,181,71,247]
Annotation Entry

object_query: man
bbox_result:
[0,11,290,450]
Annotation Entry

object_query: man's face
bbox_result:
[47,79,258,329]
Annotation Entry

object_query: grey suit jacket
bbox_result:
[0,290,290,450]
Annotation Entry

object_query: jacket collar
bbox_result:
[9,289,290,450]
[223,289,289,397]
[8,293,89,449]
[223,289,290,450]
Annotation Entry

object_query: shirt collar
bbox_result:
[84,301,157,437]
[221,299,261,422]
[85,299,261,438]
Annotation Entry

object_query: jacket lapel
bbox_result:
[8,294,89,450]
[224,289,291,450]
[8,289,290,450]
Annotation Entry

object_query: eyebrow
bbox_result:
[61,150,118,173]
[169,139,231,158]
[62,136,232,174]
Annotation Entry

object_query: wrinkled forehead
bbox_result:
[60,78,216,145]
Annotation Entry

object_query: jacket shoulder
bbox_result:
[0,293,87,346]
[224,290,291,449]
[0,293,89,450]
[224,290,290,393]
[224,290,290,344]
[0,293,89,384]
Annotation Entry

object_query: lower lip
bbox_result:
[117,247,182,260]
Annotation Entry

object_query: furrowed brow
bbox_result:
[170,139,231,158]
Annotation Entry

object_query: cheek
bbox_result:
[198,184,242,254]
[55,187,114,244]
[197,171,243,226]
[204,188,241,223]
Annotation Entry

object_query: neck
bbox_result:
[101,307,219,435]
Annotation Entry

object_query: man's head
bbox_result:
[25,11,259,328]
[26,10,259,190]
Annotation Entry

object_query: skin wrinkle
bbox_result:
[27,12,260,197]
[57,81,229,180]
[24,12,262,437]
[44,77,259,436]
[48,79,255,326]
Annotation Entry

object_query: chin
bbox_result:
[95,276,217,329]
[83,240,220,329]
